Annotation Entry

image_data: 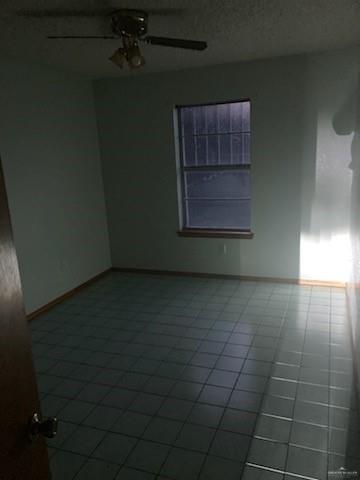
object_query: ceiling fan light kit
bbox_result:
[19,8,207,70]
[109,48,126,68]
[109,37,145,70]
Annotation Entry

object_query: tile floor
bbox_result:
[30,272,360,480]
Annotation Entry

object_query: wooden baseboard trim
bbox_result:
[27,268,112,321]
[111,267,345,288]
[27,266,346,322]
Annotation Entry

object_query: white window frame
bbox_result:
[174,100,253,239]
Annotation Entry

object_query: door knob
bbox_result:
[28,413,58,441]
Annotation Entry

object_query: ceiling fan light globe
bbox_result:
[126,42,145,69]
[129,54,144,68]
[109,48,126,68]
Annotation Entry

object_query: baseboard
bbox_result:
[27,268,112,321]
[111,267,346,288]
[27,266,346,321]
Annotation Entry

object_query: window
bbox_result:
[176,100,252,238]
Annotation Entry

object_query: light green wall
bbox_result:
[94,47,359,282]
[339,63,360,390]
[0,58,111,314]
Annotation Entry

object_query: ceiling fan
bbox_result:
[18,8,208,70]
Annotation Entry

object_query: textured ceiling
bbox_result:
[1,0,360,78]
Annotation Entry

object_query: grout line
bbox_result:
[245,462,319,480]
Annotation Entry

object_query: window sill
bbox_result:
[177,229,254,239]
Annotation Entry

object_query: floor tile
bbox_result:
[175,423,215,452]
[143,376,175,396]
[125,440,170,474]
[236,374,268,393]
[131,358,162,375]
[160,447,205,480]
[59,399,95,423]
[50,450,86,480]
[329,406,351,429]
[51,378,86,398]
[181,365,211,383]
[207,369,239,389]
[290,421,328,451]
[329,388,352,408]
[272,364,299,381]
[242,360,272,377]
[191,353,219,369]
[222,344,249,358]
[93,368,124,387]
[47,420,78,449]
[293,400,329,426]
[166,349,194,364]
[74,458,120,480]
[83,405,123,430]
[76,383,111,403]
[48,362,79,378]
[130,392,164,415]
[142,417,183,444]
[170,380,203,401]
[299,367,329,385]
[199,341,225,355]
[199,455,243,480]
[229,333,253,345]
[266,379,297,399]
[118,372,151,391]
[158,397,194,421]
[187,403,224,428]
[261,395,294,418]
[248,438,288,470]
[255,415,292,443]
[41,394,69,416]
[37,374,63,394]
[248,347,276,362]
[215,356,245,372]
[286,445,328,479]
[228,390,262,412]
[210,430,250,462]
[62,425,106,456]
[108,355,137,371]
[31,274,358,480]
[115,467,155,479]
[157,362,185,380]
[112,411,152,437]
[198,385,232,407]
[93,432,137,464]
[242,465,284,479]
[220,408,257,435]
[102,388,138,409]
[69,364,102,382]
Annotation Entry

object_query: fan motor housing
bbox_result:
[110,9,148,37]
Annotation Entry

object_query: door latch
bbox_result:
[29,413,58,441]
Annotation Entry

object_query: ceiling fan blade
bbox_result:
[144,36,207,51]
[48,35,117,39]
[17,8,185,18]
[145,9,185,16]
[17,9,114,18]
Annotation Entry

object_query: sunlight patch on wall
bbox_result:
[300,232,351,282]
[300,112,353,283]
